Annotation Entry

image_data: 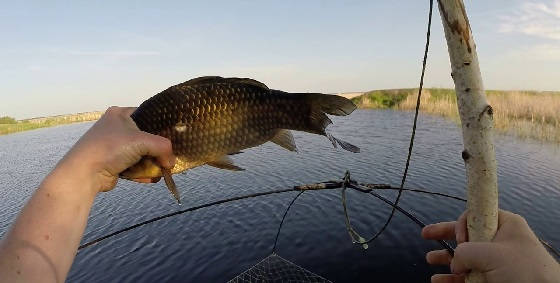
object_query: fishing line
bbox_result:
[78,179,559,259]
[79,182,452,251]
[351,183,454,255]
[79,182,340,250]
[349,0,434,246]
[272,191,305,253]
[81,0,435,251]
[78,188,302,250]
[76,0,560,261]
[359,184,467,202]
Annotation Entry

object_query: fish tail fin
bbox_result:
[306,93,357,116]
[302,93,360,153]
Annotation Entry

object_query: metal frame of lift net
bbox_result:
[228,253,331,283]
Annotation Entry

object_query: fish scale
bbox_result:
[121,76,360,203]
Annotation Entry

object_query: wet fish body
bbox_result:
[121,76,359,203]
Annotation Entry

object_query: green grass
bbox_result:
[351,89,411,109]
[0,116,17,124]
[353,88,560,143]
[0,112,103,136]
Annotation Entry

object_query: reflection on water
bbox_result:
[0,110,558,282]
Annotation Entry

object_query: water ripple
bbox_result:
[0,110,558,282]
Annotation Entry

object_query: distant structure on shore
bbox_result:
[21,111,104,124]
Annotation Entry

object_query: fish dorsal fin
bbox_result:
[226,78,270,90]
[207,156,245,171]
[179,76,269,90]
[181,76,225,86]
[271,129,297,152]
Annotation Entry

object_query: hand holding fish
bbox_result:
[0,76,360,283]
[62,106,176,193]
[422,210,560,283]
[0,106,177,283]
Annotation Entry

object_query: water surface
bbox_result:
[0,110,558,282]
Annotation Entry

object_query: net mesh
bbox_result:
[228,253,331,283]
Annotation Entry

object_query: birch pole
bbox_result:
[437,1,498,282]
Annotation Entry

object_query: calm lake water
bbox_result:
[0,110,559,282]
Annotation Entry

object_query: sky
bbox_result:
[1,0,559,119]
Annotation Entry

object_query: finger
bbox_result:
[133,132,176,169]
[451,242,500,274]
[497,209,522,229]
[456,211,468,243]
[426,249,453,265]
[422,221,457,240]
[431,274,465,283]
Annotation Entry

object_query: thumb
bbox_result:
[133,131,176,169]
[451,242,502,274]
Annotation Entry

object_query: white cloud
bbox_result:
[505,44,560,61]
[499,0,560,40]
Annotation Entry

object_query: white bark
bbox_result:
[437,1,499,282]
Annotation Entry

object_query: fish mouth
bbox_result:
[120,168,180,204]
[120,157,163,180]
[120,160,180,203]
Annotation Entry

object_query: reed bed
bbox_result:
[0,111,103,136]
[0,123,53,135]
[355,88,560,143]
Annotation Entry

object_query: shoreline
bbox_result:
[2,89,560,144]
[0,111,103,136]
[352,88,560,144]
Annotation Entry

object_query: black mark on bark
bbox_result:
[462,150,470,161]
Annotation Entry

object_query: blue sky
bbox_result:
[1,0,559,119]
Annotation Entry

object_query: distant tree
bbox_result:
[0,116,17,124]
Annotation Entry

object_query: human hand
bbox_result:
[0,106,175,283]
[57,106,175,193]
[422,210,560,283]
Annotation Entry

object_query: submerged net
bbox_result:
[228,253,331,283]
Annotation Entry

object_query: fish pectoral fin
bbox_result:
[162,168,181,204]
[207,156,245,171]
[271,129,297,152]
[326,132,360,153]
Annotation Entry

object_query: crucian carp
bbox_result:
[120,76,360,203]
